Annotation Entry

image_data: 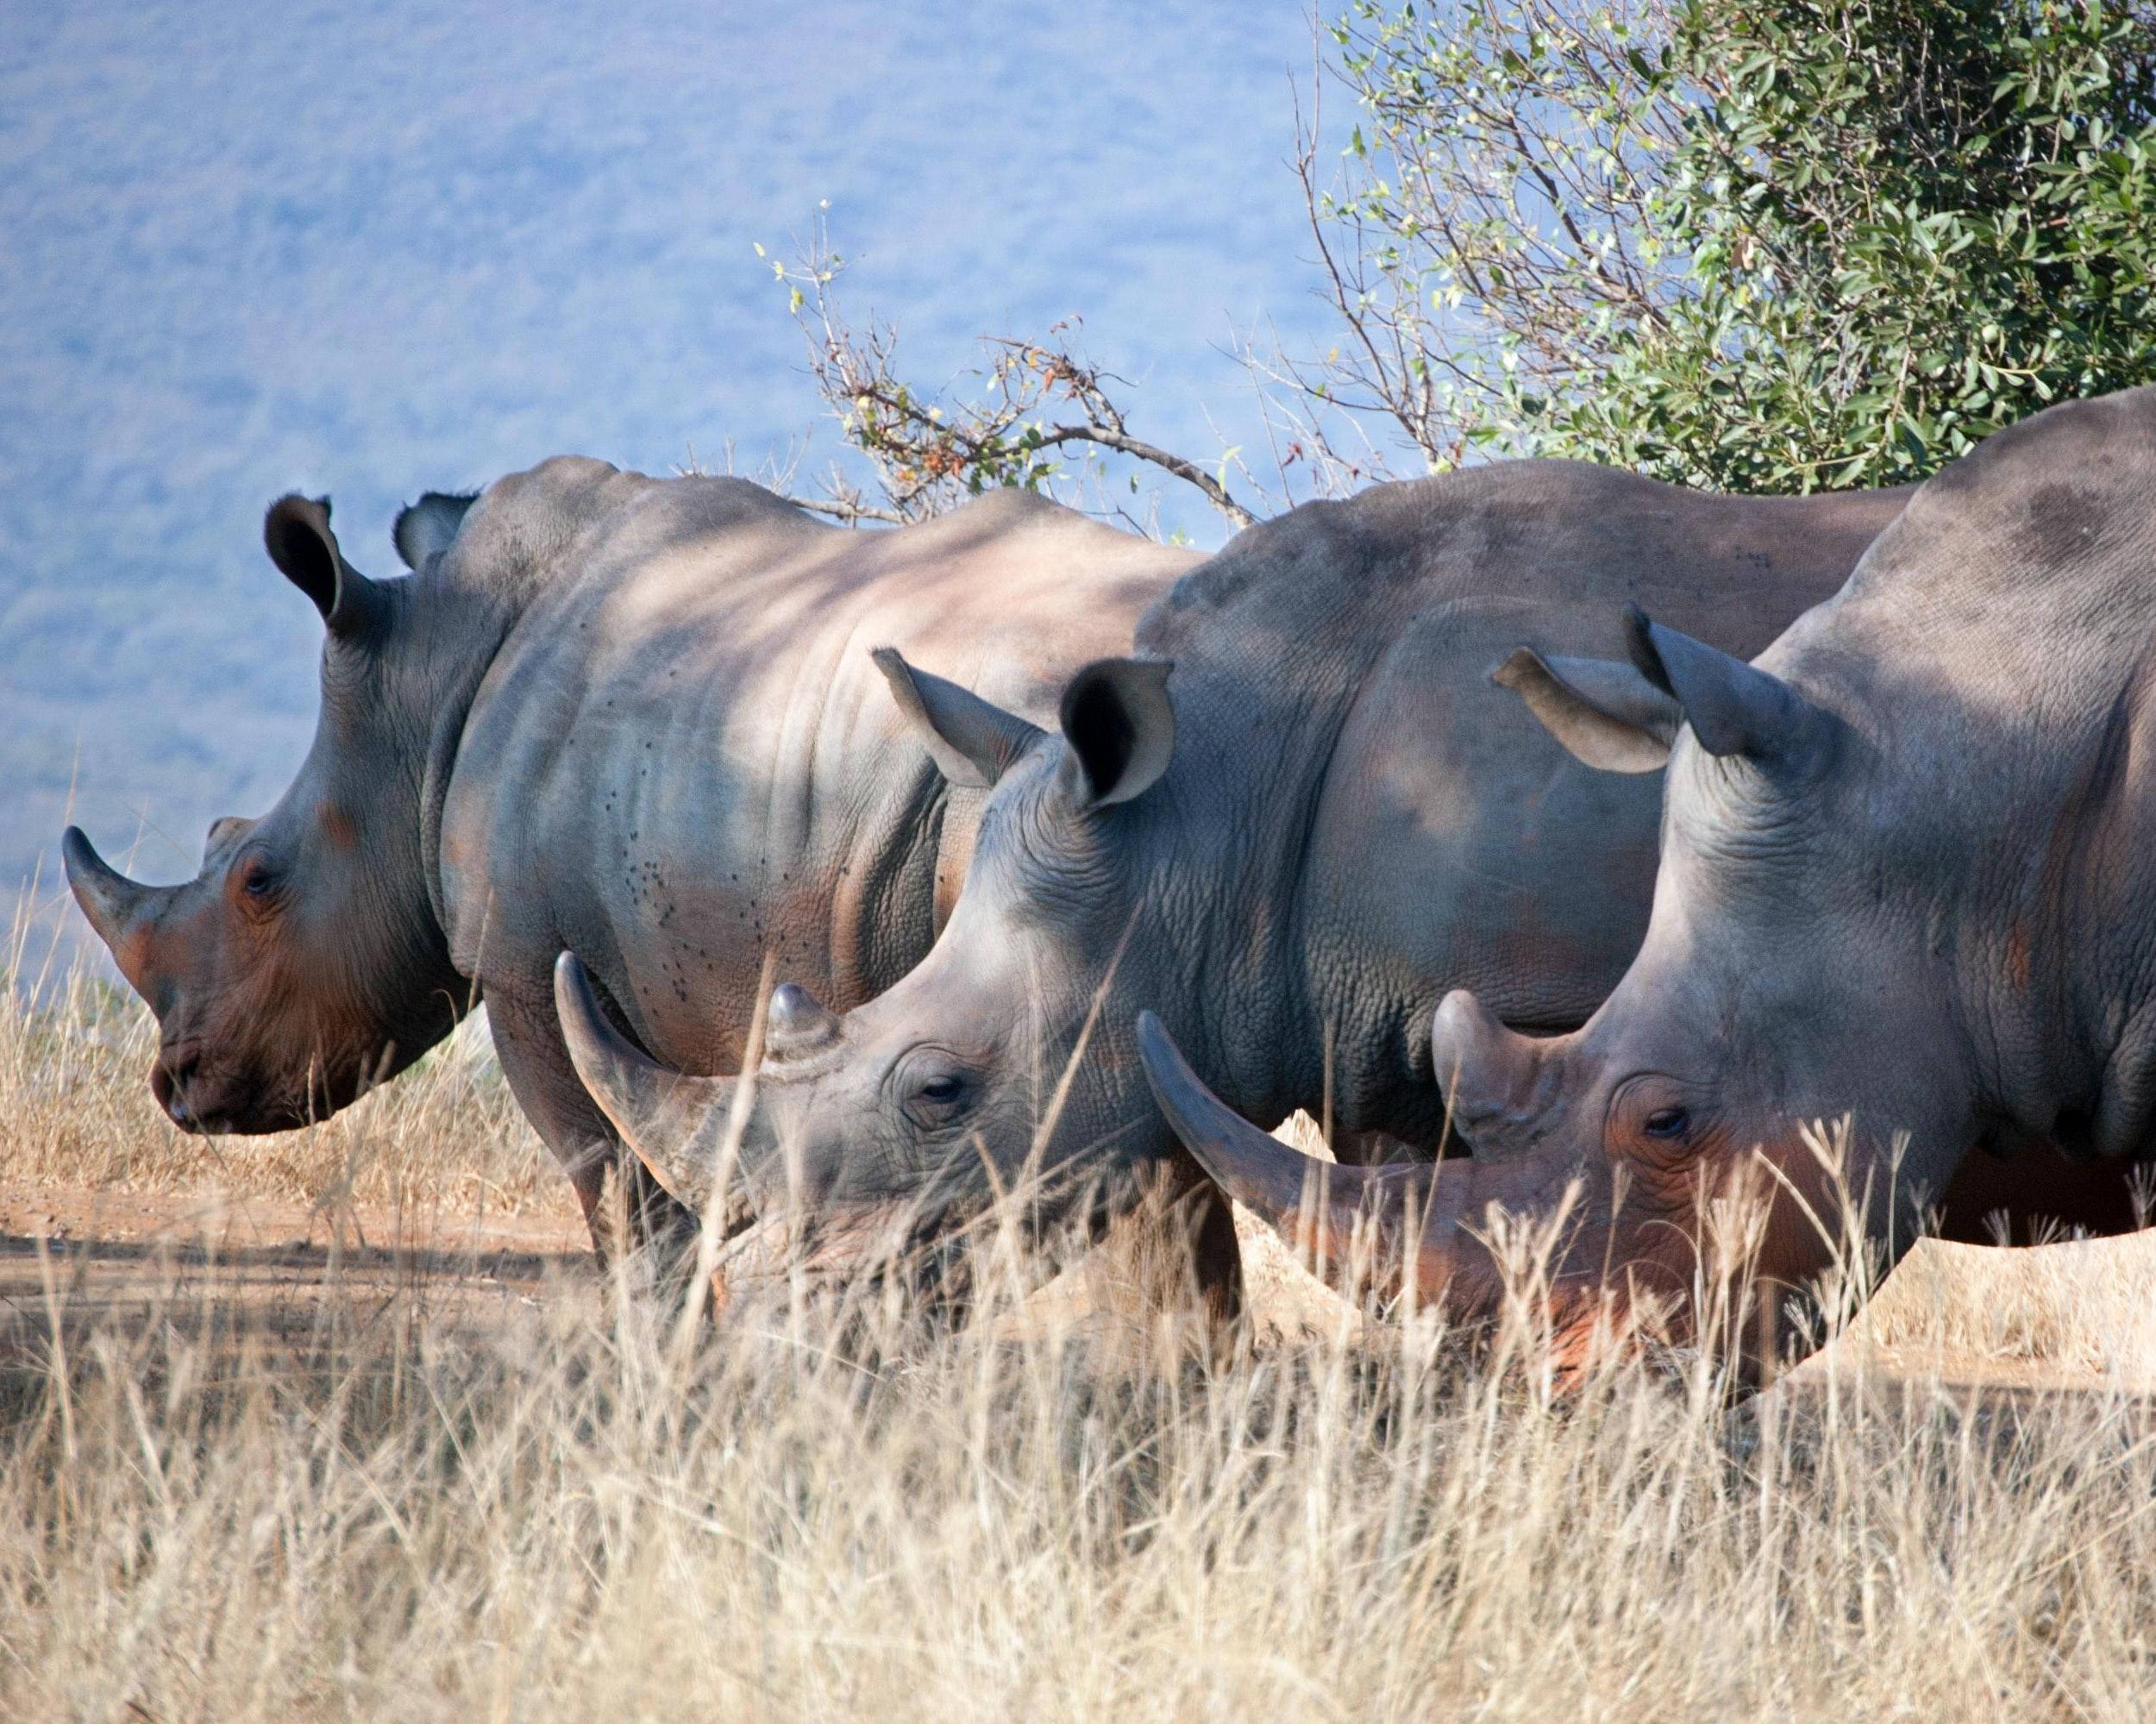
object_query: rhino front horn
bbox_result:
[554,950,730,1209]
[1138,1012,1407,1293]
[1136,1010,1501,1313]
[61,826,162,952]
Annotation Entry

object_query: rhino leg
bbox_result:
[485,987,699,1269]
[1932,1140,2156,1245]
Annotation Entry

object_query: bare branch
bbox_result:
[767,218,1257,531]
[1032,423,1255,530]
[785,490,906,527]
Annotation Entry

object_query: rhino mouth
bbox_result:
[704,1144,1163,1318]
[148,1045,341,1136]
[149,1063,278,1134]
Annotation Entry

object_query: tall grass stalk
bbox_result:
[9,913,2156,1717]
[6,1213,2156,1718]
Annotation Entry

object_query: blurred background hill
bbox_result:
[1,0,1323,951]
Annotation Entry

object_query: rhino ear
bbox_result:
[202,815,255,868]
[1057,658,1175,810]
[1624,605,1833,772]
[872,647,1045,790]
[264,494,386,638]
[392,491,477,572]
[1494,647,1679,774]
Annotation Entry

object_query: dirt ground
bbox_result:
[9,1178,2156,1415]
[0,1183,592,1365]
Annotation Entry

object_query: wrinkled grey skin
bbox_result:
[1146,386,2156,1373]
[558,461,1906,1288]
[64,461,1188,1253]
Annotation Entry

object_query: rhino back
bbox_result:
[1133,461,1906,1136]
[441,472,1189,1075]
[1758,386,2156,869]
[1777,386,2156,744]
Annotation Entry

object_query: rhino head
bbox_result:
[1143,601,1982,1370]
[65,491,481,1132]
[555,647,1203,1292]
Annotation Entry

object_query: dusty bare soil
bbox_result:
[9,1176,2156,1412]
[18,994,2156,1717]
[0,1183,592,1367]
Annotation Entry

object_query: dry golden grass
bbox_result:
[0,916,569,1220]
[9,926,2156,1719]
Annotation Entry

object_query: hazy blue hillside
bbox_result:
[1,0,1329,955]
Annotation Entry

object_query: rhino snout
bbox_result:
[149,1042,287,1135]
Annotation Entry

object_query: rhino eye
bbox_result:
[899,1065,973,1129]
[1643,1106,1689,1140]
[894,1051,976,1128]
[235,855,281,900]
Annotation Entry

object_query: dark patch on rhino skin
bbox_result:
[2018,481,2110,559]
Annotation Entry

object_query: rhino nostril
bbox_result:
[152,1054,198,1125]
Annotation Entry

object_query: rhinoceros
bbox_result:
[555,461,1908,1297]
[1143,386,2156,1368]
[62,460,1190,1253]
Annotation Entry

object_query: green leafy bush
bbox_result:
[1329,0,2156,491]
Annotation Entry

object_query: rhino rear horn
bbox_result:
[1624,605,1833,772]
[1494,648,1680,774]
[202,816,256,867]
[1427,988,1547,1144]
[553,951,729,1209]
[872,648,1045,790]
[265,494,387,639]
[766,981,840,1054]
